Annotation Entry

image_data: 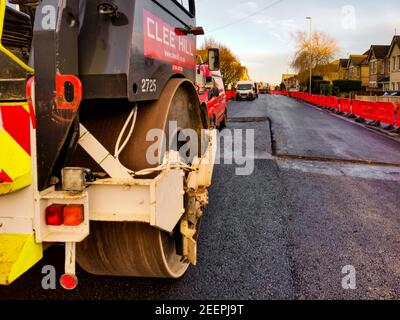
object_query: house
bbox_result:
[282,74,299,90]
[347,54,369,88]
[281,74,296,89]
[282,74,296,83]
[287,76,299,90]
[387,35,400,91]
[338,59,349,80]
[366,45,390,92]
[313,60,340,82]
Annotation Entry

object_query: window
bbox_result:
[237,84,252,91]
[393,57,396,71]
[398,56,400,70]
[398,82,400,91]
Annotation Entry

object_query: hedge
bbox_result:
[332,80,362,93]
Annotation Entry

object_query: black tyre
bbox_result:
[219,109,228,130]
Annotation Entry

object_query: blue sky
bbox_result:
[196,0,400,84]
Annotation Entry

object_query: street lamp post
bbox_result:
[306,17,312,94]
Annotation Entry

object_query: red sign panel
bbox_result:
[143,9,196,70]
[0,105,31,155]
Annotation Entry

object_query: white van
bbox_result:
[236,80,256,101]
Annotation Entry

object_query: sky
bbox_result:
[196,0,400,85]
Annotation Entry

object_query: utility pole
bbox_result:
[306,17,312,94]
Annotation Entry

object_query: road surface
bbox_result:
[2,94,400,300]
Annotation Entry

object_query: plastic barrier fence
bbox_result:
[225,91,237,100]
[339,98,351,113]
[287,92,397,127]
[398,104,400,127]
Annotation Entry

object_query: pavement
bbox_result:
[2,94,400,300]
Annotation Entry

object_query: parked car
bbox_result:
[196,64,228,129]
[236,80,257,101]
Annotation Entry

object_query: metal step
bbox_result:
[2,6,32,51]
[0,78,27,100]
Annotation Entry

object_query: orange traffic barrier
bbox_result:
[375,102,396,125]
[225,90,236,100]
[351,100,395,124]
[282,93,398,127]
[332,97,340,111]
[398,104,400,127]
[339,98,351,113]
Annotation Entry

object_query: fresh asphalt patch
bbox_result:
[262,95,400,165]
[218,119,273,161]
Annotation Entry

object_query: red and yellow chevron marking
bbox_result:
[0,103,33,195]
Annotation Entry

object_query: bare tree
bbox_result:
[291,31,339,83]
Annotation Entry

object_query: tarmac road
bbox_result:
[229,94,400,165]
[2,94,400,300]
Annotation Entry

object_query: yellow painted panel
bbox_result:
[0,234,43,285]
[0,129,31,196]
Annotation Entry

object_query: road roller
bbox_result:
[0,0,219,288]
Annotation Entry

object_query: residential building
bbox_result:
[347,54,369,88]
[387,35,400,91]
[314,60,340,82]
[282,74,296,83]
[338,59,349,80]
[383,53,391,91]
[282,74,299,90]
[287,76,299,90]
[367,45,390,92]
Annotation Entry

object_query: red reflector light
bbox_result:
[45,204,65,226]
[60,274,78,290]
[63,204,84,226]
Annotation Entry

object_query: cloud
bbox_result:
[315,7,399,55]
[226,1,298,43]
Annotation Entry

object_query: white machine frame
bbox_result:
[0,83,218,280]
